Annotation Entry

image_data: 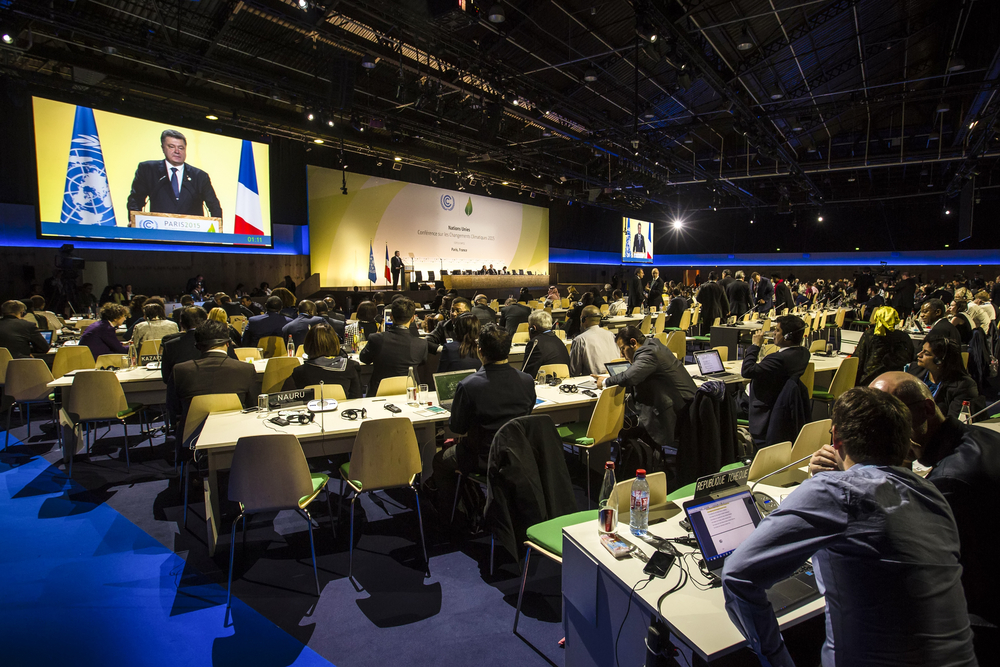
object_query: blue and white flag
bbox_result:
[368,241,377,284]
[60,106,117,226]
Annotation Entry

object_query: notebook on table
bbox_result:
[432,369,476,410]
[692,349,743,383]
[682,488,821,616]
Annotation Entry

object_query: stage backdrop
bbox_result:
[308,167,549,286]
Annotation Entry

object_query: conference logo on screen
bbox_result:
[440,194,455,211]
[138,217,157,229]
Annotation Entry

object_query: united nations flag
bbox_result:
[60,106,117,226]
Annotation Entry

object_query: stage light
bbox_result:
[947,56,965,73]
[817,215,823,222]
[945,244,950,248]
[672,219,683,230]
[326,118,335,127]
[769,84,784,100]
[945,209,951,215]
[855,247,859,250]
[313,139,324,144]
[361,54,376,70]
[736,27,753,51]
[393,156,402,162]
[306,111,315,121]
[298,0,309,9]
[488,3,505,23]
[205,113,219,121]
[584,68,598,83]
[2,33,13,45]
[636,21,657,43]
[502,181,509,185]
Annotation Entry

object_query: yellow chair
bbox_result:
[800,362,816,399]
[62,370,145,476]
[376,375,409,396]
[3,359,56,450]
[665,331,686,362]
[631,307,642,315]
[0,346,11,391]
[962,351,969,369]
[512,332,530,345]
[554,329,566,340]
[261,356,300,394]
[612,471,670,519]
[812,356,860,414]
[258,335,285,358]
[339,418,428,580]
[652,312,666,335]
[515,322,530,334]
[228,316,247,333]
[94,354,128,369]
[304,383,347,401]
[712,346,729,362]
[557,385,627,503]
[180,393,243,525]
[809,339,827,353]
[538,364,569,379]
[759,343,779,359]
[600,304,610,316]
[747,441,792,481]
[226,433,334,607]
[664,310,691,333]
[295,344,306,357]
[789,419,833,462]
[639,314,652,335]
[73,319,95,330]
[233,347,262,361]
[52,346,96,379]
[139,339,163,358]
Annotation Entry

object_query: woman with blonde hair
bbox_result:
[207,307,242,347]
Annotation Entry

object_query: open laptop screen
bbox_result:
[433,369,476,403]
[604,361,631,376]
[694,349,725,374]
[39,330,53,344]
[684,489,761,566]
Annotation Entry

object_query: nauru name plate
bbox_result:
[129,211,222,233]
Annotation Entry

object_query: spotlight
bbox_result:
[361,54,376,70]
[636,21,657,43]
[945,209,951,215]
[306,111,315,121]
[790,117,804,132]
[817,215,823,222]
[394,156,402,162]
[584,68,598,83]
[205,113,219,121]
[298,0,309,9]
[642,107,656,120]
[313,139,324,144]
[502,181,509,185]
[936,102,951,114]
[1,33,13,45]
[672,219,683,230]
[488,3,505,23]
[736,27,753,51]
[947,56,965,73]
[326,118,335,127]
[769,84,784,100]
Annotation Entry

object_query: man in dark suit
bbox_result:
[471,294,497,326]
[719,269,734,293]
[171,295,195,325]
[239,295,263,317]
[626,268,645,314]
[241,296,290,347]
[919,299,962,345]
[359,297,428,395]
[499,296,532,337]
[751,272,773,313]
[632,228,647,255]
[646,268,664,310]
[595,326,697,452]
[861,286,885,319]
[521,310,571,379]
[853,269,875,304]
[772,274,795,313]
[391,251,405,290]
[741,315,811,448]
[727,270,753,317]
[126,129,222,220]
[427,297,472,353]
[891,272,917,317]
[0,300,51,359]
[664,289,687,328]
[174,320,258,438]
[696,272,729,333]
[281,300,326,348]
[160,306,207,442]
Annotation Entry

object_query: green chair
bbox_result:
[513,510,597,633]
[557,386,626,504]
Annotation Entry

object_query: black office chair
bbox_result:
[414,271,423,282]
[427,271,435,281]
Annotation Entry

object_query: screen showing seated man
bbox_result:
[33,97,271,247]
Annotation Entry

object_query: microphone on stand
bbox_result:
[750,453,813,515]
[972,398,1000,421]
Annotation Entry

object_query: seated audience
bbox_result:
[426,297,471,353]
[726,387,976,667]
[239,295,263,317]
[563,292,593,339]
[358,297,427,395]
[281,300,325,347]
[0,299,51,359]
[569,305,620,376]
[270,286,297,318]
[470,294,496,326]
[499,294,531,337]
[350,300,380,340]
[131,302,179,349]
[437,312,482,373]
[171,295,194,325]
[918,298,961,344]
[283,323,362,399]
[853,306,915,386]
[161,306,208,440]
[206,307,242,349]
[79,302,129,359]
[521,309,571,379]
[908,336,980,418]
[315,300,345,341]
[28,295,62,331]
[124,295,148,336]
[241,296,290,347]
[948,298,976,344]
[608,289,629,316]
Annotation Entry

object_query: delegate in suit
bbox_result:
[126,129,223,221]
[632,228,646,254]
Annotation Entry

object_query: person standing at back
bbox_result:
[726,270,753,317]
[358,297,427,395]
[499,294,531,337]
[696,272,729,333]
[626,268,645,314]
[646,268,664,311]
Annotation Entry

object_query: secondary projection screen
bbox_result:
[308,167,549,286]
[33,97,271,247]
[622,217,653,263]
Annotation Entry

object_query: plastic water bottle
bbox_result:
[286,335,295,357]
[406,366,420,406]
[959,401,972,425]
[597,462,618,535]
[630,469,650,537]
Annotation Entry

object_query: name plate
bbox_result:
[267,388,315,410]
[140,354,162,364]
[130,211,221,233]
[693,465,749,498]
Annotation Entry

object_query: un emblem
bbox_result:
[440,194,455,211]
[139,218,157,230]
[61,134,117,226]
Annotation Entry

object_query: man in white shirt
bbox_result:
[569,306,620,376]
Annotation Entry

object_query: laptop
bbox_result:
[683,488,821,615]
[692,349,743,383]
[604,360,631,376]
[39,330,54,345]
[432,369,476,410]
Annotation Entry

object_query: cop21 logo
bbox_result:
[440,194,455,211]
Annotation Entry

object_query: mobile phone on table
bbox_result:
[643,551,676,578]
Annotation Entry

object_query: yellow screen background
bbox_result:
[33,97,271,234]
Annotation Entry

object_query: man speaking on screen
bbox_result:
[127,129,222,222]
[632,225,646,255]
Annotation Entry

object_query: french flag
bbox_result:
[234,140,264,236]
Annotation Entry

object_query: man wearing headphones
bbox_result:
[521,309,570,380]
[741,314,811,448]
[173,320,258,441]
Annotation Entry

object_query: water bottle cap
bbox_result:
[605,461,615,469]
[636,469,646,477]
[962,401,970,405]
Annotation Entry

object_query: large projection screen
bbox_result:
[33,97,271,247]
[308,167,549,286]
[622,217,653,264]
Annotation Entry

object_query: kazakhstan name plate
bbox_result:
[129,211,221,233]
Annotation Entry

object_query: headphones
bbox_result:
[341,407,367,420]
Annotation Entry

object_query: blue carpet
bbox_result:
[0,451,334,667]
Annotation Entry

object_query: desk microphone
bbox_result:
[750,453,812,515]
[319,380,325,435]
[972,397,1000,421]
